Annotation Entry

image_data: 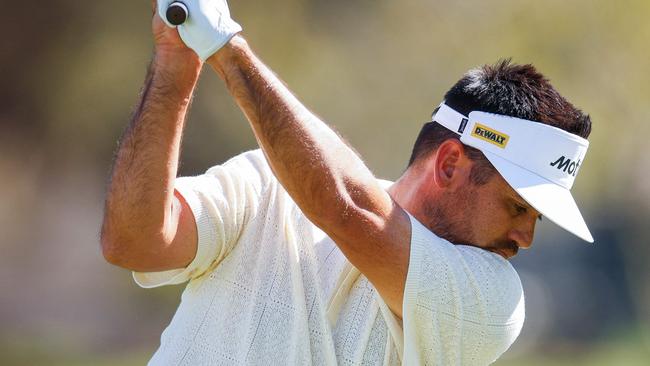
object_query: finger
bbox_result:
[155,0,177,28]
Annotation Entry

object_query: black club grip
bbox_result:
[166,2,188,26]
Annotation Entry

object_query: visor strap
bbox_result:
[432,103,470,135]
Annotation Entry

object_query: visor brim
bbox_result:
[483,151,594,243]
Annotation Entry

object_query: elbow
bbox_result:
[100,228,128,268]
[100,221,169,271]
[100,219,146,269]
[100,204,132,267]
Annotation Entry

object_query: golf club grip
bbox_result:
[166,2,188,26]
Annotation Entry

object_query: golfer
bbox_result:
[101,1,593,364]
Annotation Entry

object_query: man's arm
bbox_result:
[100,10,200,272]
[207,36,411,317]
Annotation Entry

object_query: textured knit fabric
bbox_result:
[133,150,525,365]
[403,218,526,365]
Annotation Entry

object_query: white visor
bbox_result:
[432,103,593,243]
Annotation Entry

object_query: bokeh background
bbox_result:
[1,0,649,364]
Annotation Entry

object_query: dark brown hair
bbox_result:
[408,59,592,185]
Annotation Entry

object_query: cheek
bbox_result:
[471,197,511,239]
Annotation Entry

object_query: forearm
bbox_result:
[102,52,201,264]
[207,34,409,317]
[207,36,393,230]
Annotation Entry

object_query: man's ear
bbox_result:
[432,139,472,190]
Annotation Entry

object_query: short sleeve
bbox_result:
[133,150,274,288]
[402,214,525,365]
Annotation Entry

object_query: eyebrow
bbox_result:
[511,195,531,209]
[509,194,542,218]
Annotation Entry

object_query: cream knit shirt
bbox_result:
[134,150,525,365]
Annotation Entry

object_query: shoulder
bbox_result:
[200,149,277,189]
[406,214,524,324]
[175,149,280,216]
[404,215,525,362]
[206,149,271,177]
[455,244,525,330]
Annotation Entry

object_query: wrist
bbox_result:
[206,35,249,74]
[154,47,202,69]
[152,50,203,89]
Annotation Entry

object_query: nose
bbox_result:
[508,216,537,249]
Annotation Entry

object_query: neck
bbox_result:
[388,166,431,220]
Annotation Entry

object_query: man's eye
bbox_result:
[514,204,527,214]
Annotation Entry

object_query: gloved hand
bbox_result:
[157,0,242,61]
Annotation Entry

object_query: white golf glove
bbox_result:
[157,0,242,61]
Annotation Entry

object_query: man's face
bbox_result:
[422,167,540,259]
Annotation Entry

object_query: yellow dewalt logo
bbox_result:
[471,123,509,148]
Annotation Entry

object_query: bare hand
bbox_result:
[151,0,201,63]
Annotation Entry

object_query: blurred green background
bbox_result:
[1,0,649,364]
